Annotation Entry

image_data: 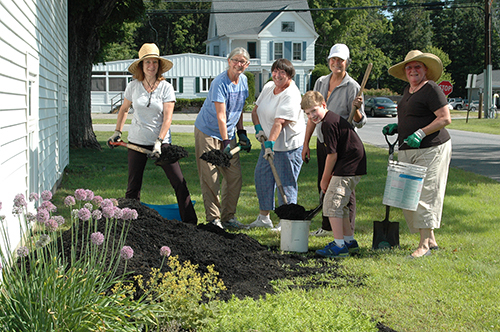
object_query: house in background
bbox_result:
[0,0,69,249]
[91,0,318,113]
[205,0,318,94]
[91,53,228,113]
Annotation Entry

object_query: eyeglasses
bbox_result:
[231,58,249,66]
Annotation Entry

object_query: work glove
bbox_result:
[382,123,398,136]
[222,139,233,157]
[107,130,122,148]
[263,140,275,161]
[254,124,267,142]
[404,129,426,148]
[237,129,252,152]
[148,137,162,159]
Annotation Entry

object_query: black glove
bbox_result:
[237,129,251,152]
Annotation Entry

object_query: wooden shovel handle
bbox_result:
[258,137,288,204]
[348,63,372,125]
[110,141,153,155]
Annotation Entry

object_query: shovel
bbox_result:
[199,145,242,168]
[372,134,400,250]
[109,140,188,166]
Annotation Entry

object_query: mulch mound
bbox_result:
[58,198,396,331]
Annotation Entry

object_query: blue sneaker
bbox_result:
[345,240,360,254]
[316,241,349,258]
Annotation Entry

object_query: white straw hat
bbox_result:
[388,50,443,82]
[128,43,173,76]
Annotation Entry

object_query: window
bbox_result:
[282,21,295,32]
[166,78,178,92]
[91,77,106,91]
[214,45,219,56]
[274,42,283,60]
[109,77,127,91]
[293,43,302,61]
[201,78,214,92]
[247,42,256,58]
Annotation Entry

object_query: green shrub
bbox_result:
[310,64,331,89]
[173,98,206,112]
[244,71,256,107]
[363,88,398,97]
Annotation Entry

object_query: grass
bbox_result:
[53,126,500,331]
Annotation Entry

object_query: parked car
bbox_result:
[364,97,397,117]
[448,98,464,110]
[465,100,479,111]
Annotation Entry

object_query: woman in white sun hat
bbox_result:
[383,50,452,258]
[107,43,197,224]
[302,43,365,255]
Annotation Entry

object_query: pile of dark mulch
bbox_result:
[199,149,231,167]
[57,198,396,331]
[155,144,188,165]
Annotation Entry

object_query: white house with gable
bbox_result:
[205,0,318,93]
[0,0,68,251]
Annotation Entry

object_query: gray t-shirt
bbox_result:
[313,72,366,143]
[125,79,176,145]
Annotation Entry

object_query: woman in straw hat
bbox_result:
[107,43,197,224]
[383,50,452,258]
[303,43,365,253]
[194,47,251,230]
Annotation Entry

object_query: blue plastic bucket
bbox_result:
[141,201,196,220]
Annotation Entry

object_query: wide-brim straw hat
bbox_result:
[128,43,173,76]
[388,50,443,82]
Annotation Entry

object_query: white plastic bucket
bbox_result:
[280,219,311,253]
[383,160,427,211]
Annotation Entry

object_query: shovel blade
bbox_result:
[372,220,400,250]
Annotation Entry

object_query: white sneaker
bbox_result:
[222,217,248,230]
[309,228,332,237]
[271,221,281,232]
[210,219,223,229]
[248,215,273,229]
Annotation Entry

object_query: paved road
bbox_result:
[93,113,500,182]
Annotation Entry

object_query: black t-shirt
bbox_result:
[321,111,367,176]
[398,81,451,150]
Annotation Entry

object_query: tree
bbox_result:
[68,0,145,149]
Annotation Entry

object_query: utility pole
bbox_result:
[484,0,493,118]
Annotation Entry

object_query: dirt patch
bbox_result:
[59,198,396,331]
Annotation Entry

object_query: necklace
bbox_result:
[145,79,157,107]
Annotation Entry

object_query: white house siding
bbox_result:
[91,53,228,113]
[0,0,68,252]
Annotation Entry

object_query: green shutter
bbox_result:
[179,77,183,93]
[195,77,200,93]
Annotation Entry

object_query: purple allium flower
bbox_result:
[13,194,27,208]
[102,206,115,219]
[45,219,59,232]
[41,201,57,213]
[101,199,114,209]
[111,198,118,207]
[41,190,52,201]
[54,215,65,226]
[91,232,104,246]
[64,195,76,207]
[92,209,102,221]
[113,207,123,220]
[92,196,103,207]
[71,209,79,218]
[130,209,138,220]
[17,246,29,257]
[12,206,23,215]
[26,212,37,223]
[120,246,134,260]
[74,189,87,201]
[78,208,91,221]
[36,234,51,248]
[84,203,93,211]
[29,192,39,202]
[160,246,171,257]
[121,208,134,221]
[85,190,94,201]
[36,209,50,224]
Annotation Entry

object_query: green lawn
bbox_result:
[52,128,500,332]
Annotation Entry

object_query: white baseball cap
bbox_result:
[328,43,350,60]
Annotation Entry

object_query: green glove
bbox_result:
[382,123,398,136]
[404,129,426,148]
[237,129,252,152]
[263,140,275,161]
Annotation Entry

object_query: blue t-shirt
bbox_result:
[194,70,248,140]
